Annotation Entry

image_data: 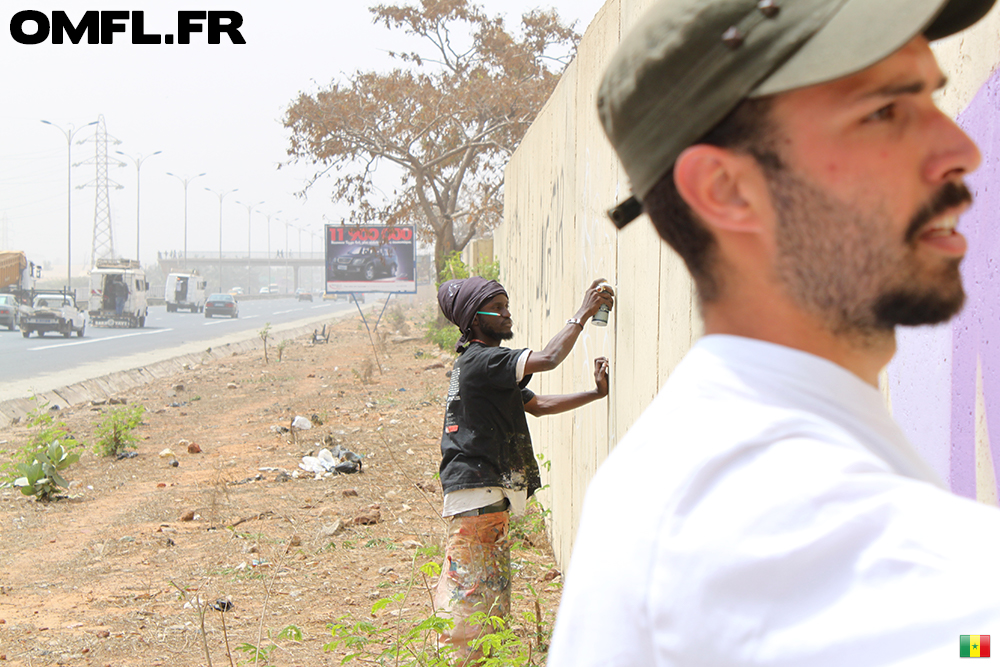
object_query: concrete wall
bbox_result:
[496,2,1000,566]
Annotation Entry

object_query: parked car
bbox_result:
[22,292,86,338]
[324,292,365,303]
[295,288,313,302]
[204,293,239,319]
[333,245,397,281]
[0,293,21,330]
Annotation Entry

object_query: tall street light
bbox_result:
[262,210,281,289]
[41,119,97,290]
[206,186,238,292]
[166,171,206,268]
[236,200,263,294]
[281,218,298,291]
[117,150,162,265]
[307,227,319,291]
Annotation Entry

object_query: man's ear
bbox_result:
[673,145,767,233]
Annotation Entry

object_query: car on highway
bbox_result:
[21,292,86,338]
[295,288,313,302]
[204,293,239,319]
[333,245,397,281]
[228,286,244,297]
[0,294,21,331]
[323,292,365,303]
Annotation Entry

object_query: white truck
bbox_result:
[20,290,86,338]
[88,259,149,328]
[165,272,207,313]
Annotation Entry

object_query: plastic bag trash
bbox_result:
[335,460,360,474]
[299,447,364,476]
[299,456,326,474]
[291,415,312,430]
[317,448,337,468]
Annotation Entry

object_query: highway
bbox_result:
[0,295,374,402]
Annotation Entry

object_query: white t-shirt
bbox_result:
[548,335,1000,667]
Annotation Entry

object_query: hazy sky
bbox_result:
[0,0,606,273]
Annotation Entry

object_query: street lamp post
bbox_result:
[41,119,97,291]
[308,227,319,291]
[117,150,162,264]
[206,186,238,292]
[236,200,263,294]
[166,172,206,268]
[281,219,297,291]
[263,210,281,290]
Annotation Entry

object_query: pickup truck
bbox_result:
[21,292,86,338]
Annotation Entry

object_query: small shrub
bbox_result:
[436,251,470,287]
[276,338,289,362]
[473,258,501,282]
[426,317,461,351]
[258,322,272,363]
[12,440,80,501]
[94,404,146,457]
[1,398,83,491]
[387,303,409,334]
[235,624,303,666]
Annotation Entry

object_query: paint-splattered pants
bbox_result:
[433,510,511,659]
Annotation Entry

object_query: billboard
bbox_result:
[325,224,417,294]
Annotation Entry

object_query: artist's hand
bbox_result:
[594,357,610,398]
[578,279,615,321]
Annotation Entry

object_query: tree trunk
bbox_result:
[434,225,458,282]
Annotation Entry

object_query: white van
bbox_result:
[88,259,149,328]
[165,272,207,313]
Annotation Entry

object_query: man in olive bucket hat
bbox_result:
[433,276,613,659]
[548,0,1000,665]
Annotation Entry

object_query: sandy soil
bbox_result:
[0,304,561,666]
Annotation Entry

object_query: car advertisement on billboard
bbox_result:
[325,224,416,294]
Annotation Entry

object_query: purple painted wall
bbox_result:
[889,68,1000,499]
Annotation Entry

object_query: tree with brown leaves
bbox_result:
[283,0,579,275]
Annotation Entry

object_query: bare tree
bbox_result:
[283,0,579,275]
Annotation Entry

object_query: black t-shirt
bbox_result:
[439,342,540,497]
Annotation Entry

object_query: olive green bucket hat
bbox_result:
[601,0,996,228]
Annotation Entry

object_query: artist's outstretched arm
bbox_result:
[525,358,609,417]
[524,280,614,375]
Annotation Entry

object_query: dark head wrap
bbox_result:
[437,277,507,351]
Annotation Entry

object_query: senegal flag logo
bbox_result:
[961,635,991,657]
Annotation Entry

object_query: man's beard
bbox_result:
[480,317,513,341]
[769,171,969,338]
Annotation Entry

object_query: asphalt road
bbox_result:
[0,296,376,402]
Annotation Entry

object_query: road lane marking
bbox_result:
[29,328,175,351]
[273,309,304,315]
[203,318,238,326]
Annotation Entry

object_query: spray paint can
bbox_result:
[592,282,612,327]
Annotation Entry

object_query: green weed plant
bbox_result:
[1,399,83,501]
[324,552,547,666]
[94,404,146,457]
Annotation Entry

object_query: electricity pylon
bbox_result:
[78,115,124,263]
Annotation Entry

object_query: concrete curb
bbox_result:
[0,305,377,424]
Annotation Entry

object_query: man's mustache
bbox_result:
[905,181,973,243]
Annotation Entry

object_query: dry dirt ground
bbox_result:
[0,305,562,666]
